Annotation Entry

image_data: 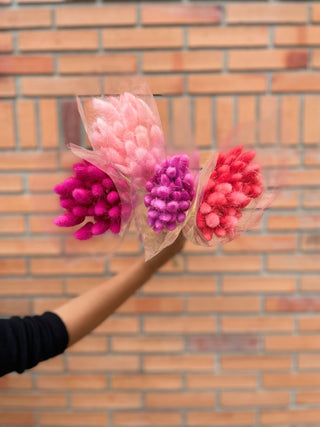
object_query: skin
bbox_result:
[54,234,186,347]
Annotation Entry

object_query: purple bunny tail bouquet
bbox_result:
[144,154,195,234]
[54,160,122,240]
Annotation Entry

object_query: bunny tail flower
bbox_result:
[54,160,122,240]
[184,145,276,247]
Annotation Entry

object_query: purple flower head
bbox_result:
[144,154,195,233]
[54,160,122,240]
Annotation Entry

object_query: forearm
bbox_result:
[54,256,155,346]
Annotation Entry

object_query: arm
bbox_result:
[54,234,185,347]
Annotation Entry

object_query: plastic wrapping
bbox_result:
[131,97,200,261]
[183,143,280,247]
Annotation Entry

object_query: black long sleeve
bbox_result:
[0,312,69,377]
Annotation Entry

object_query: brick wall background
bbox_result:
[1,1,320,426]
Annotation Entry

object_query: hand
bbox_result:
[145,232,186,272]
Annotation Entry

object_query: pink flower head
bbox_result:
[197,145,263,242]
[82,93,165,185]
[54,160,122,240]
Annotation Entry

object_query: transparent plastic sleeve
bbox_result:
[132,97,200,261]
[183,125,282,248]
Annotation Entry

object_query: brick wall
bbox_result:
[1,1,320,426]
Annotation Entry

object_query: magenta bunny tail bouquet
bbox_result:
[53,159,123,240]
[183,143,280,247]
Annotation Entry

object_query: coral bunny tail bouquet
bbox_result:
[53,84,277,259]
[196,145,263,243]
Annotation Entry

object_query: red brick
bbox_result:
[142,4,221,25]
[0,55,53,74]
[187,255,261,273]
[221,391,290,407]
[189,74,266,94]
[146,392,215,408]
[268,254,320,272]
[301,234,320,251]
[221,355,291,371]
[221,316,294,333]
[187,411,255,426]
[94,317,139,335]
[271,190,299,209]
[72,392,141,409]
[39,412,108,427]
[112,337,183,353]
[0,278,62,296]
[187,373,257,389]
[19,30,98,51]
[296,390,320,405]
[68,355,139,372]
[0,299,30,316]
[66,235,139,256]
[275,26,320,46]
[0,195,56,213]
[0,33,13,52]
[227,3,307,24]
[0,393,66,408]
[194,97,212,148]
[298,354,320,370]
[303,96,320,144]
[0,259,26,276]
[144,276,216,295]
[224,234,296,252]
[0,151,57,171]
[144,316,216,334]
[216,97,234,146]
[21,77,100,96]
[257,147,300,167]
[237,96,256,145]
[144,355,215,372]
[113,412,181,427]
[305,150,320,167]
[56,5,136,27]
[0,9,51,29]
[103,28,183,50]
[143,51,222,72]
[17,100,37,148]
[264,373,320,389]
[222,276,296,294]
[268,214,320,231]
[301,276,320,292]
[39,99,59,148]
[68,336,107,353]
[59,54,137,74]
[112,374,182,390]
[312,50,320,68]
[229,49,307,71]
[280,96,300,144]
[265,335,320,351]
[0,412,34,426]
[187,296,260,313]
[31,257,106,275]
[28,172,68,192]
[299,316,320,332]
[0,374,32,390]
[265,406,320,426]
[188,335,259,352]
[258,96,278,145]
[0,101,15,148]
[266,296,320,312]
[189,26,268,48]
[118,297,183,314]
[0,77,15,97]
[273,72,320,93]
[0,237,61,255]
